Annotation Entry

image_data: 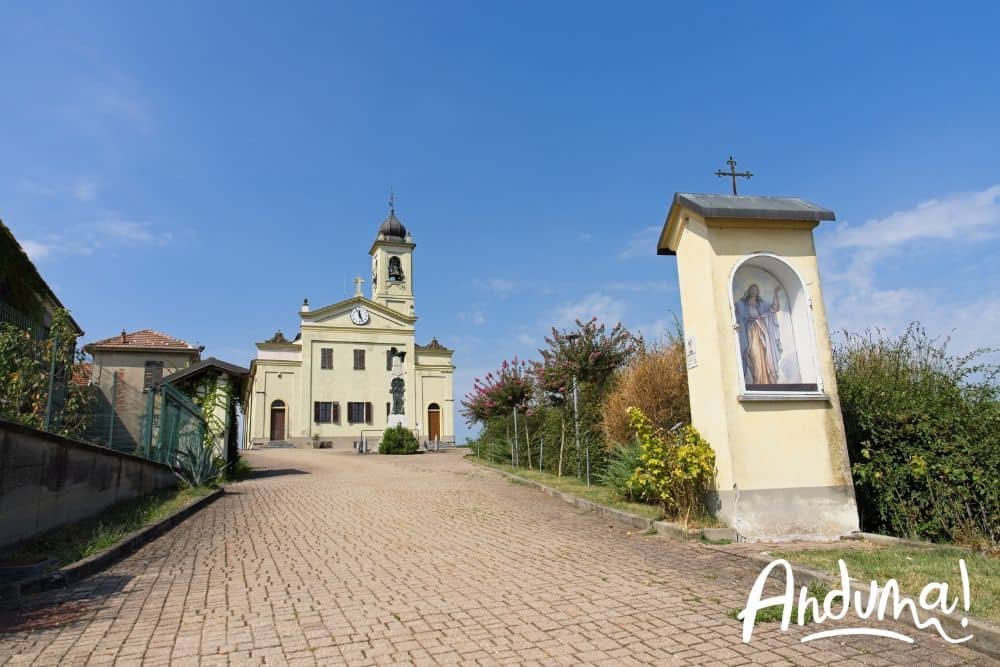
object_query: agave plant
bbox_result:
[172,437,224,488]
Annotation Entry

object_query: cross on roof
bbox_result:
[354,276,364,296]
[715,155,753,195]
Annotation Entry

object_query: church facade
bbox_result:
[243,208,455,449]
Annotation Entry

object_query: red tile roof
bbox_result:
[71,362,92,386]
[85,329,200,352]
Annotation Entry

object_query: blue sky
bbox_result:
[3,2,998,440]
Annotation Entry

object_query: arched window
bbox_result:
[388,256,404,282]
[730,254,821,394]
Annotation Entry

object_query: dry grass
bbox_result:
[603,341,690,446]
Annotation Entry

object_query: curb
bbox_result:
[467,458,735,541]
[14,488,225,599]
[702,543,1000,660]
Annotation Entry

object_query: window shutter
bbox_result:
[354,349,366,370]
[387,349,393,371]
[314,402,320,422]
[386,402,390,418]
[333,402,340,423]
[143,361,163,391]
[365,402,372,424]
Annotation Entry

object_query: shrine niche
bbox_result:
[730,253,821,394]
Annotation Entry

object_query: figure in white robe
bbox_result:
[735,284,782,385]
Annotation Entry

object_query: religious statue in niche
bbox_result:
[388,256,404,282]
[733,264,803,388]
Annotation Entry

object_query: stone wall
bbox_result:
[0,419,177,550]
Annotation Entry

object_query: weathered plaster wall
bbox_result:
[0,419,177,550]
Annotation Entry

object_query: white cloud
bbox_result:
[472,311,486,326]
[830,185,1000,250]
[552,292,626,328]
[96,218,171,246]
[73,179,98,202]
[20,240,51,261]
[618,225,660,260]
[579,232,593,241]
[822,185,1000,356]
[516,333,537,346]
[486,278,516,293]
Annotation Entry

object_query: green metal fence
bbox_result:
[0,312,206,469]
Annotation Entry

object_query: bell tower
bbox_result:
[369,197,416,317]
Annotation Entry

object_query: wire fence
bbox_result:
[0,306,206,469]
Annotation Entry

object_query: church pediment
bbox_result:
[301,296,416,330]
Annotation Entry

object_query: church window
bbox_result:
[347,401,373,424]
[388,256,404,282]
[320,348,333,369]
[353,349,366,370]
[314,401,333,423]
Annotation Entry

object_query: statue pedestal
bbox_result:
[387,414,407,429]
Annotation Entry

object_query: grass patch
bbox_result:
[1,486,215,567]
[773,545,1000,624]
[223,457,254,482]
[727,581,829,624]
[468,456,663,520]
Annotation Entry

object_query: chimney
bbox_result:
[120,329,127,344]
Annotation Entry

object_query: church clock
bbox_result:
[350,306,370,325]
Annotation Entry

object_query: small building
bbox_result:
[243,206,455,449]
[160,357,249,462]
[83,329,203,451]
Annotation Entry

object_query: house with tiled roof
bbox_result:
[83,329,202,451]
[0,219,83,338]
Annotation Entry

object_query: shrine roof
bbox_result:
[672,193,836,222]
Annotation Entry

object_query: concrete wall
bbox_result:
[0,419,177,550]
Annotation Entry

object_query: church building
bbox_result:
[243,206,455,449]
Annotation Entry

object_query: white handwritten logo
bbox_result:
[738,558,973,644]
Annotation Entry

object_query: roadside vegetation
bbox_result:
[0,486,215,567]
[464,318,999,549]
[772,544,1000,624]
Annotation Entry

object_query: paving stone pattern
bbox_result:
[0,449,988,665]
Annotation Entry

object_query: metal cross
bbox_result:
[388,188,396,215]
[715,155,752,195]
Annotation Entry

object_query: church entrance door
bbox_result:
[270,400,286,441]
[427,403,441,441]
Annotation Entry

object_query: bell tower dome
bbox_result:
[369,196,416,317]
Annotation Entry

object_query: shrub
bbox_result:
[835,324,999,549]
[379,424,420,455]
[626,407,715,522]
[603,339,690,447]
[598,437,647,502]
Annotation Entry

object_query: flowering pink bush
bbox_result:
[461,357,534,425]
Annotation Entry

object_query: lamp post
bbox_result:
[564,333,582,481]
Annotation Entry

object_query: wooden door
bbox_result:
[427,404,441,441]
[270,406,286,441]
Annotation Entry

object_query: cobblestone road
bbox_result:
[0,449,989,665]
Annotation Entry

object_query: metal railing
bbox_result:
[0,316,206,469]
